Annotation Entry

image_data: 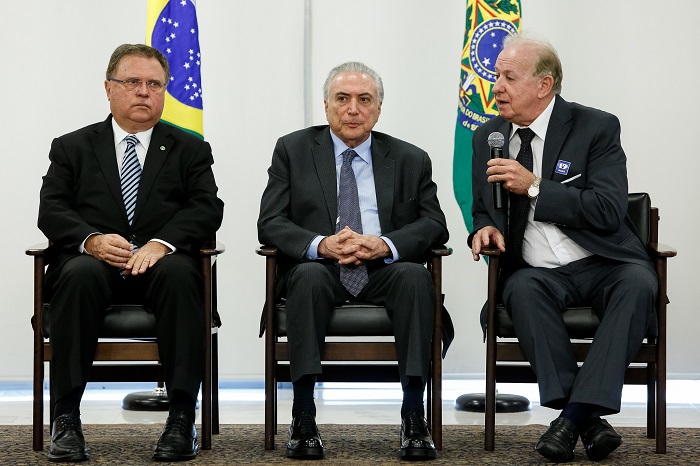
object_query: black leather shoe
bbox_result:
[153,412,199,461]
[287,412,324,459]
[399,413,437,460]
[535,417,578,463]
[581,418,622,461]
[48,413,89,462]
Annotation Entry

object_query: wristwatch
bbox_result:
[527,176,541,199]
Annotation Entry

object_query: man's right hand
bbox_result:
[84,234,135,268]
[470,226,506,262]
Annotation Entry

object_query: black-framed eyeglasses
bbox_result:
[108,77,167,93]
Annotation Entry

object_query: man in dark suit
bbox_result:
[258,62,448,460]
[38,44,224,462]
[468,34,657,463]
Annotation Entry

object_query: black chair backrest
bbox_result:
[627,192,651,245]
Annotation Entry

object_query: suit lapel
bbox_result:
[312,129,339,230]
[133,122,171,225]
[370,135,395,234]
[542,95,572,180]
[90,116,127,223]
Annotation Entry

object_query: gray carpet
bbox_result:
[6,423,695,465]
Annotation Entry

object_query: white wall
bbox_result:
[2,0,698,383]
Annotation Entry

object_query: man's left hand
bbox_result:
[122,241,172,276]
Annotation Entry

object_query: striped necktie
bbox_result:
[336,149,369,297]
[121,135,141,226]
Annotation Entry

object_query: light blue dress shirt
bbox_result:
[305,131,399,262]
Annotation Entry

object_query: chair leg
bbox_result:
[646,363,656,439]
[33,354,44,451]
[265,359,275,450]
[201,360,212,450]
[430,359,443,450]
[657,355,667,453]
[212,333,220,435]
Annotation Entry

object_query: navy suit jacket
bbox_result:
[468,95,653,272]
[39,115,224,272]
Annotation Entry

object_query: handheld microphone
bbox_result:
[487,132,506,209]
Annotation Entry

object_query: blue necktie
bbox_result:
[121,135,141,226]
[337,149,369,296]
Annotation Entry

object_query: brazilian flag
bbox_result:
[146,0,204,139]
[453,0,521,233]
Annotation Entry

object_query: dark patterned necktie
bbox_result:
[507,128,535,271]
[121,135,141,225]
[337,149,369,296]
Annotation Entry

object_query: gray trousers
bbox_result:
[279,261,435,388]
[502,255,657,416]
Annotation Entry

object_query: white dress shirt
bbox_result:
[509,97,592,268]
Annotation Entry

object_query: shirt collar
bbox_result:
[111,118,154,150]
[510,95,556,142]
[329,129,372,164]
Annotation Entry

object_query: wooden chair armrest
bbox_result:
[257,245,279,257]
[430,245,452,257]
[26,242,49,256]
[648,242,677,259]
[480,247,501,257]
[200,241,225,256]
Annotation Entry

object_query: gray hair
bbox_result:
[323,61,384,103]
[106,44,170,83]
[503,33,563,95]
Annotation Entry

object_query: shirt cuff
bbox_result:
[150,238,176,254]
[80,232,102,254]
[381,236,399,263]
[305,235,324,260]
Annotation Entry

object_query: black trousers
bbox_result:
[45,253,205,403]
[278,261,435,388]
[502,255,657,416]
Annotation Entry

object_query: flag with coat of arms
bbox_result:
[453,0,521,233]
[146,0,204,138]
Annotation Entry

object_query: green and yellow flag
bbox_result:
[453,0,521,232]
[146,0,204,139]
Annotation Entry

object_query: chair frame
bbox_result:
[27,241,224,452]
[481,195,676,453]
[257,245,451,451]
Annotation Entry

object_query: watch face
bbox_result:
[528,186,539,198]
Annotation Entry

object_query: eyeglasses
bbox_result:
[108,77,167,93]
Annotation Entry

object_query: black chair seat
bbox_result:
[274,303,393,337]
[494,304,658,340]
[41,304,157,339]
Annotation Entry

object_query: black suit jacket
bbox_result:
[469,95,653,272]
[257,125,453,352]
[38,115,224,272]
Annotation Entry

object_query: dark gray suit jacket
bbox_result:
[258,125,449,275]
[468,95,652,272]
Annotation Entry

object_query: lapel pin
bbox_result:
[160,145,166,151]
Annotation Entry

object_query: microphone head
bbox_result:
[487,132,505,149]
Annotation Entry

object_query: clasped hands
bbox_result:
[318,226,390,265]
[85,233,171,275]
